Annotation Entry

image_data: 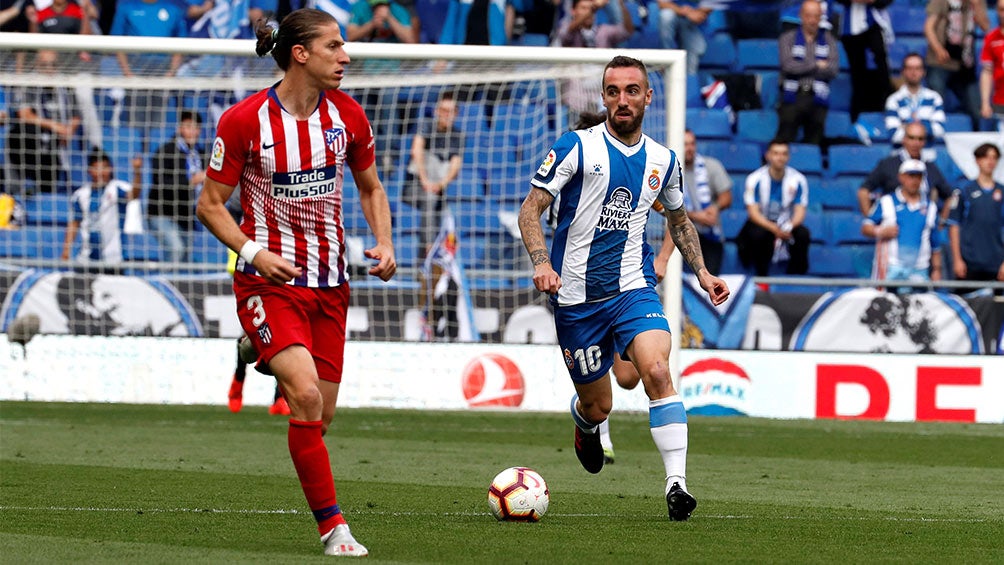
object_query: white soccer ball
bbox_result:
[487,466,549,522]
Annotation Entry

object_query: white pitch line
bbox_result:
[0,506,991,523]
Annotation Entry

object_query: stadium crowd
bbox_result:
[0,0,1002,290]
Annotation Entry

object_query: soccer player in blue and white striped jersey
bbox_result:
[518,55,730,522]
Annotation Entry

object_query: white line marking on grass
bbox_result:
[0,506,991,523]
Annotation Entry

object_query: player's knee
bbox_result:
[285,386,323,418]
[643,363,675,397]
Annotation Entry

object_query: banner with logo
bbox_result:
[0,268,1000,355]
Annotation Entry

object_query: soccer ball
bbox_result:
[487,466,549,522]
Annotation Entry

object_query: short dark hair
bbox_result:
[87,149,111,166]
[602,55,648,89]
[974,142,1001,159]
[179,110,202,124]
[902,52,925,68]
[766,138,789,151]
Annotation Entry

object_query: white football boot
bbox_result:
[322,524,369,557]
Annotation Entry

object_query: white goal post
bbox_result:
[0,33,686,378]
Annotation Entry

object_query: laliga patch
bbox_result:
[537,150,557,176]
[210,137,225,171]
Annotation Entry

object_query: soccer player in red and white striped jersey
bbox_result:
[196,8,394,558]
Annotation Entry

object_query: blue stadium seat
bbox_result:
[827,210,869,244]
[702,140,764,174]
[456,102,489,133]
[0,227,29,258]
[394,205,421,237]
[122,232,162,262]
[788,143,823,176]
[816,177,860,210]
[759,71,779,110]
[23,193,71,227]
[518,33,551,47]
[824,110,853,139]
[944,113,974,133]
[807,244,856,277]
[847,243,875,278]
[736,110,779,144]
[451,167,488,201]
[626,28,661,49]
[801,211,827,243]
[856,111,890,142]
[827,145,890,177]
[189,230,227,264]
[720,242,748,275]
[889,6,927,37]
[736,38,779,71]
[395,235,419,268]
[828,74,852,113]
[686,74,704,108]
[458,235,486,270]
[701,33,736,71]
[720,208,747,241]
[686,108,733,139]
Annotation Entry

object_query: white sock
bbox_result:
[649,395,688,493]
[599,418,613,450]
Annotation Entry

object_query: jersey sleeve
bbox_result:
[206,104,253,187]
[341,94,376,173]
[656,151,685,211]
[530,131,580,197]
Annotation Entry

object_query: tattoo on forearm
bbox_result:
[529,249,550,266]
[669,216,706,275]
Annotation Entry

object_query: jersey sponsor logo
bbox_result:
[537,150,556,176]
[272,164,339,199]
[648,169,661,190]
[262,140,282,150]
[210,137,225,171]
[597,187,633,231]
[325,127,346,154]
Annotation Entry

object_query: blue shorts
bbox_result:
[553,287,670,384]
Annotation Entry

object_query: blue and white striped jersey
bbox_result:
[531,124,683,306]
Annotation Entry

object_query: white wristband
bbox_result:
[239,240,264,264]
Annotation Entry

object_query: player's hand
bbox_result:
[699,270,730,306]
[533,264,562,295]
[365,243,397,281]
[253,249,302,285]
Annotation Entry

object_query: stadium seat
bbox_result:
[456,102,489,133]
[719,242,745,274]
[736,110,778,144]
[701,33,736,71]
[189,230,227,264]
[824,110,853,139]
[686,74,704,108]
[847,243,875,278]
[815,177,860,210]
[701,140,763,174]
[827,144,890,177]
[798,210,824,244]
[944,113,974,133]
[759,71,779,110]
[122,232,162,262]
[736,38,779,72]
[828,74,852,113]
[827,210,869,244]
[720,208,747,241]
[451,167,488,201]
[458,235,486,270]
[518,33,551,47]
[889,6,927,37]
[23,193,71,227]
[686,108,733,139]
[856,111,890,142]
[807,244,856,277]
[788,143,823,176]
[395,235,419,268]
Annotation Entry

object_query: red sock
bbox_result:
[288,419,347,535]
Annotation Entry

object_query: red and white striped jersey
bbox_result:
[207,86,375,287]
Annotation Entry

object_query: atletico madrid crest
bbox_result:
[325,127,346,154]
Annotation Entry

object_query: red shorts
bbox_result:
[233,271,349,383]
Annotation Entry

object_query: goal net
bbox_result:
[0,34,685,345]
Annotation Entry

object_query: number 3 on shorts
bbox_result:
[246,295,266,327]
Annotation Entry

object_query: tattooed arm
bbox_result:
[519,187,562,294]
[665,205,731,306]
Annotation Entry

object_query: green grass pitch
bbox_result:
[2,401,1002,563]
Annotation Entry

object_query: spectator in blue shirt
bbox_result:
[949,143,1004,291]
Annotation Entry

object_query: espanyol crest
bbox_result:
[325,127,346,154]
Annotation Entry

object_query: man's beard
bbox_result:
[607,110,644,138]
